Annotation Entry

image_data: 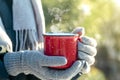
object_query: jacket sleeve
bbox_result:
[0,59,10,80]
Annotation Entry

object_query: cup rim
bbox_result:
[43,33,78,36]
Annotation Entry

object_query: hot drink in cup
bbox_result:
[43,33,81,69]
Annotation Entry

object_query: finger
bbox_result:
[78,42,97,56]
[72,27,85,37]
[63,60,85,79]
[81,36,97,47]
[41,55,67,67]
[81,62,91,74]
[46,60,84,80]
[78,51,95,65]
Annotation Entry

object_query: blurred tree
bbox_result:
[78,67,106,80]
[42,0,120,80]
[42,0,113,38]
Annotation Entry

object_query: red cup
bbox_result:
[43,33,81,69]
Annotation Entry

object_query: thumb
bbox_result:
[72,27,85,37]
[41,56,67,67]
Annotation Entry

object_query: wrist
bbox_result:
[3,52,23,76]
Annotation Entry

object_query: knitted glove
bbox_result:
[78,36,97,73]
[72,27,97,74]
[4,50,85,80]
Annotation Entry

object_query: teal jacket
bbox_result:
[0,0,40,80]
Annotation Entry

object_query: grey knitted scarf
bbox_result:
[13,0,45,51]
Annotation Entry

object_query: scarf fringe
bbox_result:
[13,0,45,52]
[15,29,44,52]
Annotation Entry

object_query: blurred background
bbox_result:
[42,0,120,80]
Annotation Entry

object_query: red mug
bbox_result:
[43,33,81,69]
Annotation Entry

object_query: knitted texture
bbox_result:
[72,27,97,74]
[13,0,36,30]
[13,0,45,51]
[78,36,97,73]
[31,0,45,43]
[4,52,22,76]
[4,50,85,80]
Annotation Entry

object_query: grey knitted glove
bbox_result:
[78,36,97,73]
[4,50,85,80]
[72,27,97,74]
